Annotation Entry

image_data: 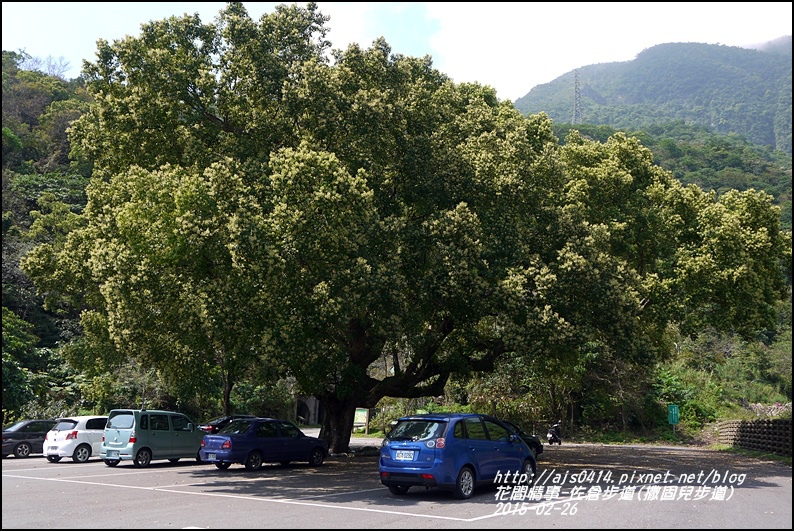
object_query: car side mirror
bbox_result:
[187,423,194,431]
[509,433,518,443]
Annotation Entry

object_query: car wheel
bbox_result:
[308,447,325,467]
[14,442,32,458]
[521,458,537,487]
[104,459,120,467]
[215,462,232,470]
[47,455,62,463]
[453,466,475,500]
[134,448,152,468]
[388,485,410,495]
[72,444,91,463]
[245,451,263,471]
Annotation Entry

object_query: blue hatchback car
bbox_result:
[379,413,538,499]
[199,417,328,471]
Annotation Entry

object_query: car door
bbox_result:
[147,413,173,458]
[170,414,199,458]
[461,416,496,478]
[276,420,310,462]
[483,418,524,479]
[254,420,281,462]
[23,421,55,454]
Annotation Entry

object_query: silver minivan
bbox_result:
[100,409,205,467]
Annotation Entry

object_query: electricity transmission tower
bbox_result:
[572,70,582,124]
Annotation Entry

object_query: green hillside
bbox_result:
[515,40,793,154]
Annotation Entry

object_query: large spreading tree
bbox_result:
[21,2,790,452]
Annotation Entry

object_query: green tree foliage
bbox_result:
[2,307,39,418]
[1,307,83,422]
[2,50,87,174]
[554,122,793,232]
[2,48,91,359]
[654,322,791,431]
[431,127,792,437]
[669,189,790,338]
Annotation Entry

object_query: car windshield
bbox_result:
[219,419,254,435]
[387,420,447,442]
[53,419,78,431]
[107,412,134,429]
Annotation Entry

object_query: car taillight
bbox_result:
[201,439,206,447]
[129,430,137,443]
[66,431,78,440]
[222,440,231,450]
[45,433,50,441]
[435,437,445,449]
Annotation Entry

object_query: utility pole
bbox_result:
[572,70,582,125]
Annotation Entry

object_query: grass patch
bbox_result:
[707,445,792,467]
[352,427,386,438]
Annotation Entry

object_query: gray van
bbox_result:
[100,409,205,467]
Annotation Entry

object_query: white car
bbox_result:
[45,415,108,463]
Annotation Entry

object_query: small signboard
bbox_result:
[354,408,369,427]
[668,404,679,425]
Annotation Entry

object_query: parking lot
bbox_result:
[2,443,791,529]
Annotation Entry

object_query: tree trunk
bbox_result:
[222,370,232,416]
[319,395,357,454]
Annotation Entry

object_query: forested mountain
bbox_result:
[514,39,793,155]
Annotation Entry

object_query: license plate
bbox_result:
[395,450,414,461]
[207,453,216,460]
[106,450,119,458]
[49,446,58,452]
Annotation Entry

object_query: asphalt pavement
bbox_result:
[3,440,789,528]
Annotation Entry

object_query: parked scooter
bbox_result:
[547,420,562,445]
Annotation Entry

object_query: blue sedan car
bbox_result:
[199,418,328,471]
[379,413,537,499]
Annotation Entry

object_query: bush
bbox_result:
[231,379,295,420]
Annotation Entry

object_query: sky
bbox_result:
[2,2,792,102]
